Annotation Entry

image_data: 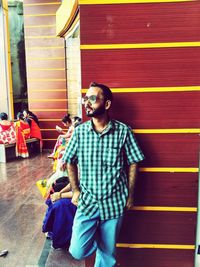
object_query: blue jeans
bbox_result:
[69,209,123,267]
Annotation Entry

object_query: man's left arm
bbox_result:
[124,127,144,209]
[126,163,137,210]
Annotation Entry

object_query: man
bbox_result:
[61,82,144,266]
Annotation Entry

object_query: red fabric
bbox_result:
[30,119,43,149]
[15,121,30,158]
[0,122,16,144]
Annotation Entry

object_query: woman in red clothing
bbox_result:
[0,112,16,144]
[15,112,30,158]
[22,109,39,127]
[23,109,43,150]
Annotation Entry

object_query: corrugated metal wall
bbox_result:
[79,1,200,266]
[23,0,67,149]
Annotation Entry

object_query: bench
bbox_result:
[0,138,41,163]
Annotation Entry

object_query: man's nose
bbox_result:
[85,103,91,109]
[85,99,92,106]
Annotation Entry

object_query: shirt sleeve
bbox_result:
[62,129,78,164]
[124,127,145,165]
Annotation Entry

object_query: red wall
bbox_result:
[79,2,200,266]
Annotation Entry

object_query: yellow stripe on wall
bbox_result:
[132,206,197,212]
[116,243,195,250]
[139,167,199,173]
[80,42,200,50]
[26,57,64,60]
[29,89,66,91]
[26,47,63,50]
[39,128,200,134]
[31,109,67,111]
[24,25,55,28]
[24,14,56,17]
[29,79,66,81]
[82,85,200,93]
[24,2,60,6]
[28,68,65,71]
[40,128,200,134]
[80,0,193,4]
[25,36,57,39]
[29,99,66,102]
[133,128,200,134]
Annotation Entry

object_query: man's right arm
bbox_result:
[67,163,80,206]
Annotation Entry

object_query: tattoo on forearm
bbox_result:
[128,164,137,196]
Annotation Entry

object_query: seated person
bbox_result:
[50,116,82,172]
[45,151,69,191]
[23,108,39,126]
[42,177,76,250]
[23,109,42,149]
[15,112,31,158]
[48,114,80,159]
[0,112,16,144]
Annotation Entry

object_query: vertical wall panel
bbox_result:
[23,0,66,149]
[80,2,200,44]
[79,2,200,267]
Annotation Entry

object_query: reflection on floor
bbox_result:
[0,153,53,267]
[0,153,96,267]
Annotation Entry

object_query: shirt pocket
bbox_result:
[103,147,119,166]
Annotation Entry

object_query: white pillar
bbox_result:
[0,0,13,119]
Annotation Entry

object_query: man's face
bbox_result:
[83,87,106,118]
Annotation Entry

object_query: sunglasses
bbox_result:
[82,95,99,105]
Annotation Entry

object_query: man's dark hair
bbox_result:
[90,82,113,102]
[62,114,72,124]
[0,112,8,120]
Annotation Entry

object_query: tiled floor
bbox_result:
[0,152,125,267]
[0,152,53,267]
[45,247,85,267]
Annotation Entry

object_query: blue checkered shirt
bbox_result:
[62,119,144,220]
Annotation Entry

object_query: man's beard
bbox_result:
[86,105,106,117]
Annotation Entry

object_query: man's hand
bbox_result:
[126,196,134,210]
[71,190,80,206]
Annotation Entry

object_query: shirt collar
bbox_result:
[87,119,115,134]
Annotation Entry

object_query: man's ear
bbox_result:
[105,100,111,110]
